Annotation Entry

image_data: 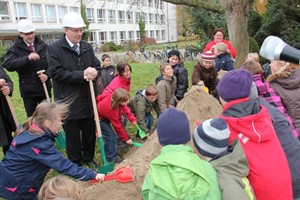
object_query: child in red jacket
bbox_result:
[97,88,137,163]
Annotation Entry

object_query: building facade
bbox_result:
[0,0,177,46]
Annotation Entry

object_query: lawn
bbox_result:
[0,60,197,163]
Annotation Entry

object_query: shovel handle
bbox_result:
[89,80,102,138]
[36,70,50,102]
[5,95,19,128]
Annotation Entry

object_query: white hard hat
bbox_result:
[17,19,36,33]
[62,12,86,28]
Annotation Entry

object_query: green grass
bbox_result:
[0,60,196,171]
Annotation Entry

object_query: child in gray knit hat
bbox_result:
[193,118,255,200]
[142,108,221,200]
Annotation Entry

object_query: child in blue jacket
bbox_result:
[0,101,105,200]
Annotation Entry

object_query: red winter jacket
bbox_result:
[96,75,130,102]
[203,39,236,58]
[97,94,136,142]
[222,98,293,200]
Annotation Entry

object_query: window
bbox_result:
[58,6,67,22]
[160,0,164,9]
[14,2,27,20]
[46,5,56,22]
[98,32,107,44]
[161,30,166,40]
[136,31,140,41]
[148,0,153,7]
[128,31,134,40]
[142,12,147,23]
[86,8,94,22]
[31,4,42,22]
[141,0,147,6]
[109,31,117,44]
[127,11,133,23]
[70,7,79,13]
[135,12,140,24]
[108,10,116,23]
[156,30,160,40]
[97,9,106,23]
[149,13,154,24]
[154,0,159,8]
[118,10,125,23]
[160,14,165,24]
[150,30,154,38]
[119,31,126,43]
[155,14,159,24]
[0,2,10,21]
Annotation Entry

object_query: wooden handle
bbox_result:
[89,80,102,137]
[5,95,19,128]
[36,70,50,102]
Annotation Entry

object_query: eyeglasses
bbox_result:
[68,28,85,33]
[22,32,35,36]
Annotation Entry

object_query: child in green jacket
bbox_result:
[142,108,221,200]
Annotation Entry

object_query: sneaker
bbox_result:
[82,160,97,169]
[107,156,123,164]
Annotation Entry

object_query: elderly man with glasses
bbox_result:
[3,19,51,117]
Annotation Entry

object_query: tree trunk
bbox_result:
[223,0,250,68]
[163,0,250,68]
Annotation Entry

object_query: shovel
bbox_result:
[90,166,134,183]
[132,141,142,147]
[89,79,114,174]
[36,70,50,102]
[136,125,147,139]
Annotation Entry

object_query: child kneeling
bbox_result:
[142,108,221,199]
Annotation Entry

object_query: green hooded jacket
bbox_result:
[142,145,221,200]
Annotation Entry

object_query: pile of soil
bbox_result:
[80,86,223,200]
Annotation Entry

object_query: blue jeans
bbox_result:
[145,113,154,130]
[100,119,118,161]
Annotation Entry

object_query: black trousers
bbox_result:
[23,96,48,117]
[63,118,96,165]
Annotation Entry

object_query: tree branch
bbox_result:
[163,0,225,13]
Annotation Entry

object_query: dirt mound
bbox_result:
[80,86,223,200]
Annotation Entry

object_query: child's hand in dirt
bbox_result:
[126,139,133,145]
[95,173,105,182]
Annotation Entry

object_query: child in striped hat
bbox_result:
[193,118,256,200]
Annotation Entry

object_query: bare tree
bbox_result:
[163,0,251,67]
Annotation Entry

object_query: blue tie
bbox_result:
[72,45,80,55]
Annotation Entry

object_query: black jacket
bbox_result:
[3,36,51,98]
[0,65,16,146]
[169,62,188,100]
[47,36,101,120]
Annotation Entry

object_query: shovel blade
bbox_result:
[104,166,134,183]
[55,131,66,149]
[98,163,114,175]
[137,126,147,139]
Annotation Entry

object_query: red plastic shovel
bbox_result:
[90,166,134,183]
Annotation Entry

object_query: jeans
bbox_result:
[100,119,118,161]
[145,113,154,130]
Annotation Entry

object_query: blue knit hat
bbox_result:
[193,118,230,158]
[217,69,253,102]
[157,108,191,146]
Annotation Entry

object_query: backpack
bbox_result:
[155,74,164,85]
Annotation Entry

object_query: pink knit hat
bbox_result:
[201,51,216,62]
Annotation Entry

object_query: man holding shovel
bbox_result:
[3,19,51,117]
[47,12,101,168]
[0,65,17,156]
